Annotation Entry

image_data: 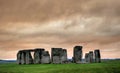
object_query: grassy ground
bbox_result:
[0,60,120,73]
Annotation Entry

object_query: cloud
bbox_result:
[0,0,120,59]
[0,0,120,23]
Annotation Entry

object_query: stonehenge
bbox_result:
[51,48,67,64]
[41,51,50,64]
[34,49,45,64]
[21,51,26,64]
[94,49,101,63]
[51,48,62,64]
[85,49,101,63]
[61,49,67,63]
[34,49,41,64]
[25,50,33,64]
[17,51,22,64]
[85,53,89,63]
[89,51,94,63]
[17,48,50,64]
[73,46,83,63]
[17,46,101,65]
[17,50,33,64]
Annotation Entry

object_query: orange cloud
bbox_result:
[0,0,120,59]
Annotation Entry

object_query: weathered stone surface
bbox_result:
[51,48,63,64]
[41,51,50,64]
[86,51,94,63]
[17,50,33,64]
[34,49,44,64]
[34,49,40,64]
[52,56,61,64]
[17,51,22,64]
[89,51,94,63]
[85,53,89,63]
[73,46,83,63]
[25,51,33,64]
[17,46,101,65]
[61,49,67,63]
[94,49,101,63]
[21,51,26,64]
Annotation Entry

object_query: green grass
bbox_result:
[0,60,120,73]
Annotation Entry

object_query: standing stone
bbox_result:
[51,48,62,64]
[94,49,101,63]
[34,49,45,64]
[89,51,94,63]
[85,53,89,63]
[73,46,83,63]
[61,49,67,63]
[39,49,45,63]
[21,51,26,64]
[17,51,22,64]
[41,51,50,64]
[34,49,40,64]
[25,50,33,64]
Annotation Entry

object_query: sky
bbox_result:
[0,0,120,60]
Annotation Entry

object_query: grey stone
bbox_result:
[17,51,22,64]
[52,56,61,64]
[51,48,63,64]
[41,51,50,64]
[85,53,89,63]
[34,49,41,64]
[34,49,44,64]
[89,51,94,63]
[17,50,33,64]
[21,51,26,64]
[25,51,33,64]
[94,49,101,63]
[86,51,93,63]
[73,46,83,63]
[61,49,67,63]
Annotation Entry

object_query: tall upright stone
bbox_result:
[51,48,62,64]
[89,51,94,63]
[34,49,44,64]
[41,51,50,64]
[21,51,26,64]
[25,50,33,64]
[73,46,83,63]
[94,49,101,63]
[85,53,89,63]
[34,49,40,64]
[61,49,67,63]
[17,51,22,64]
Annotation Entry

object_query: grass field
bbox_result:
[0,60,120,73]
